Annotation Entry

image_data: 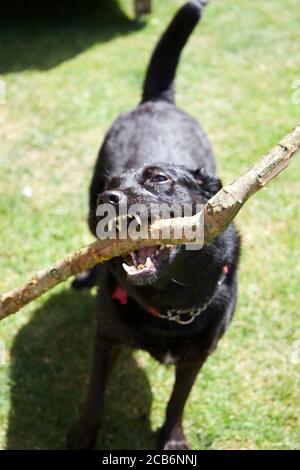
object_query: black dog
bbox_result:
[67,0,241,450]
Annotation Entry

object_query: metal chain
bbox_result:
[157,270,227,325]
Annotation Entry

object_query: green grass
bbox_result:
[0,0,300,450]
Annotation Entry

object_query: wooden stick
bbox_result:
[0,124,299,321]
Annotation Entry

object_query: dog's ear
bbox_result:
[191,168,222,196]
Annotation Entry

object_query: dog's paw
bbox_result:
[163,439,190,450]
[157,425,191,450]
[71,269,97,290]
[66,420,98,450]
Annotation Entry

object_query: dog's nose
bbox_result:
[98,190,125,205]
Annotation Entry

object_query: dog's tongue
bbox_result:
[136,246,157,265]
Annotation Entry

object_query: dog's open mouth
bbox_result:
[122,245,176,278]
[99,213,178,281]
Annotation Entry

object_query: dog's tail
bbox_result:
[141,1,208,104]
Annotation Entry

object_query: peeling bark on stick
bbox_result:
[0,124,299,322]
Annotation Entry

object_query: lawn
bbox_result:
[0,0,299,450]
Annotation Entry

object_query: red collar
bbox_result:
[111,284,160,316]
[112,265,229,319]
[111,285,128,305]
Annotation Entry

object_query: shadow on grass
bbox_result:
[6,288,154,449]
[0,0,139,73]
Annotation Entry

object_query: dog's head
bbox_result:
[96,163,221,287]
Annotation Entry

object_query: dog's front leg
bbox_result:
[67,332,121,450]
[158,359,205,450]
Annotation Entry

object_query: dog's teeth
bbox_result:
[122,263,136,275]
[122,262,130,273]
[123,252,157,274]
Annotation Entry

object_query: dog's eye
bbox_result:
[149,174,169,183]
